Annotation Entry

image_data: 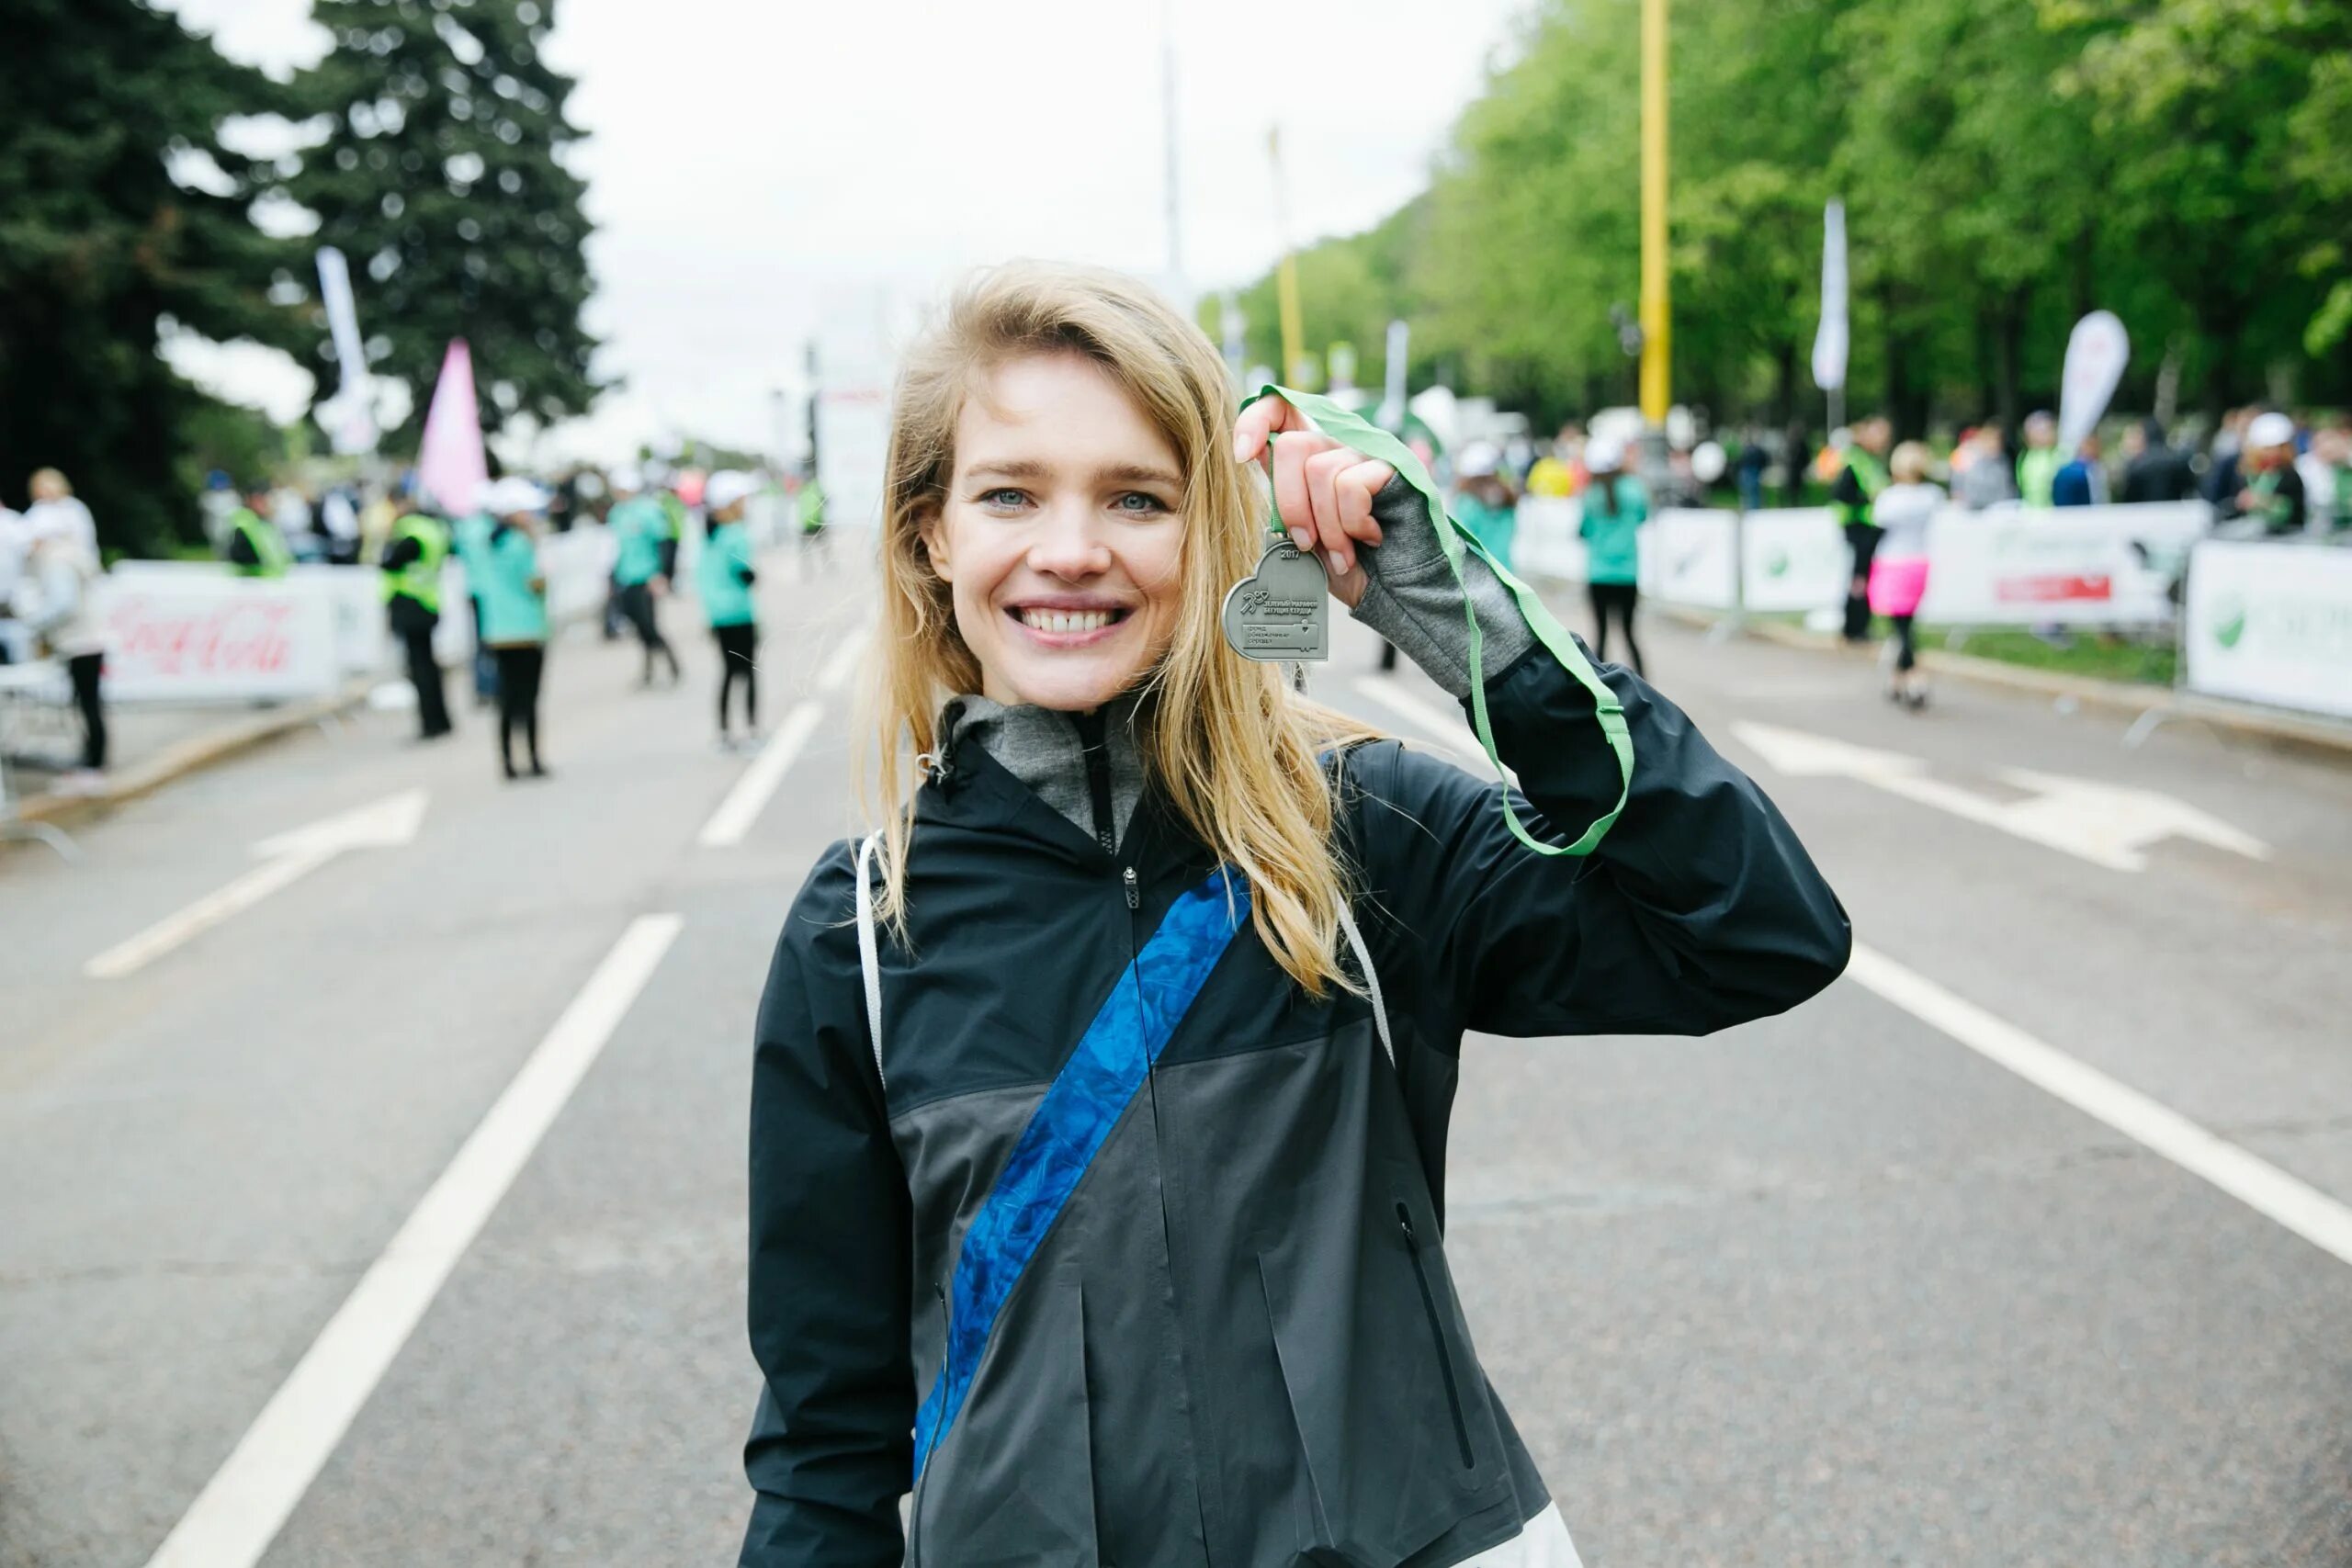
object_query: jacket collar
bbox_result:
[919,690,1199,873]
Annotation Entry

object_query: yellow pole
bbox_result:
[1639,0,1670,423]
[1270,127,1305,385]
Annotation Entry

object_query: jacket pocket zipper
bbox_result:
[1396,1203,1475,1470]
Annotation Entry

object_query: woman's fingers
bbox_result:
[1305,446,1359,573]
[1235,395,1396,576]
[1270,430,1317,554]
[1233,394,1309,465]
[1335,459,1394,546]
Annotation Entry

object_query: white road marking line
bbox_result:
[1847,942,2352,1269]
[817,624,870,693]
[86,791,431,979]
[1733,722,2269,873]
[1350,676,1518,784]
[697,699,826,848]
[142,913,684,1568]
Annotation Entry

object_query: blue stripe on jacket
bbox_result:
[911,868,1250,1481]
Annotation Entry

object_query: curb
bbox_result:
[14,682,373,831]
[1654,604,2352,760]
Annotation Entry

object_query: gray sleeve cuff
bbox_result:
[1348,475,1535,699]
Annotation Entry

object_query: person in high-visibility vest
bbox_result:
[223,484,293,578]
[2016,410,2063,508]
[379,501,454,740]
[1830,416,1893,643]
[794,469,831,581]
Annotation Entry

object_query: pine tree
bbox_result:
[290,0,600,446]
[0,0,298,554]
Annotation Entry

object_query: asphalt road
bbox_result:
[4,552,2349,1568]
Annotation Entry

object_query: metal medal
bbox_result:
[1220,537,1329,661]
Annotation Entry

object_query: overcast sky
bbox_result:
[163,0,1530,464]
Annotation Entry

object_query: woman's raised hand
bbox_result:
[1233,393,1396,606]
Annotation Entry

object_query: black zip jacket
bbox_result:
[742,641,1850,1568]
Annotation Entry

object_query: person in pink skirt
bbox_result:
[1868,441,1941,709]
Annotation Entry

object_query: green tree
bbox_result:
[1833,0,2109,432]
[1207,199,1430,395]
[1218,0,2351,431]
[1414,0,1645,423]
[0,0,296,553]
[2043,0,2346,410]
[288,0,600,445]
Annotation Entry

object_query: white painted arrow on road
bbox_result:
[85,790,429,979]
[1731,723,2268,873]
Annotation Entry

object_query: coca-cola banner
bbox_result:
[96,577,340,704]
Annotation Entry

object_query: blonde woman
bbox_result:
[741,264,1849,1568]
[1866,442,1943,710]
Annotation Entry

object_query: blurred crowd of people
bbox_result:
[1344,400,2346,721]
[1736,407,2349,537]
[0,456,831,799]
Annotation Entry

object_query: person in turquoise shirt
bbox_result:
[1447,440,1517,570]
[449,505,500,705]
[476,478,553,781]
[698,469,763,749]
[1577,434,1649,675]
[605,466,682,687]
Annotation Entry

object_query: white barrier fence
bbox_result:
[91,523,619,704]
[97,576,341,704]
[1518,498,2211,626]
[2183,539,2352,720]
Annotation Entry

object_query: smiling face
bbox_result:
[922,353,1187,711]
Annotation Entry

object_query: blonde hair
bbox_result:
[1890,441,1934,485]
[861,262,1375,997]
[28,468,69,501]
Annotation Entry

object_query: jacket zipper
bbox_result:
[1396,1203,1476,1470]
[910,1283,948,1565]
[1078,713,1138,910]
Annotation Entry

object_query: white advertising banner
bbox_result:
[291,563,393,676]
[817,384,891,532]
[96,576,339,703]
[110,560,395,677]
[1512,497,1589,583]
[1917,502,2208,625]
[1646,508,1739,608]
[1741,508,1849,613]
[2184,539,2352,719]
[2058,310,2129,457]
[1510,501,2211,626]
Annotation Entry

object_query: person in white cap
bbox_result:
[697,470,764,749]
[2234,412,2307,536]
[607,462,683,686]
[1448,439,1518,570]
[477,477,554,780]
[1576,434,1648,676]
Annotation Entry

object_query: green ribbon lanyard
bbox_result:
[1243,384,1634,858]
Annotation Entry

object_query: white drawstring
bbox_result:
[854,832,886,1088]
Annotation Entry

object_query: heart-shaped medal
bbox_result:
[1221,538,1329,661]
